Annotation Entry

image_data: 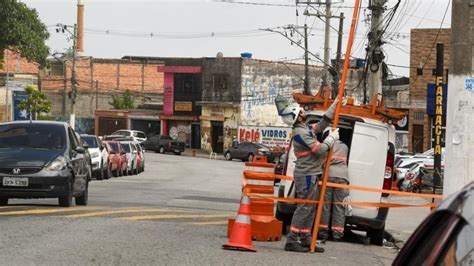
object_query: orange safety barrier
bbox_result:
[227,164,283,242]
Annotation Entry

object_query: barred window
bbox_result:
[413,112,425,121]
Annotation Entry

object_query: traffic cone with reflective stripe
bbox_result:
[223,195,256,252]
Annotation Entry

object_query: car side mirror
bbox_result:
[82,143,89,149]
[75,146,86,154]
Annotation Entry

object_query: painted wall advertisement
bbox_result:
[238,126,292,149]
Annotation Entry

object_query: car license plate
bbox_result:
[2,177,29,187]
[174,149,180,153]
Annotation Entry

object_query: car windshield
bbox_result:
[121,143,131,152]
[108,142,119,152]
[0,123,66,150]
[82,136,98,148]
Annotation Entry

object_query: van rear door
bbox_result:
[348,122,389,218]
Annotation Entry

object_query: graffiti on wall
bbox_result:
[169,123,191,145]
[240,64,320,126]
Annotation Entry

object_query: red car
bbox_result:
[103,141,127,177]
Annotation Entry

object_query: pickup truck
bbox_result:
[142,135,185,155]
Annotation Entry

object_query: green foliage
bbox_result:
[109,90,135,110]
[0,0,50,67]
[17,85,52,120]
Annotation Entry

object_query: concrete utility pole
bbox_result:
[334,12,344,95]
[367,0,387,103]
[70,24,78,130]
[444,0,474,197]
[304,24,310,95]
[77,0,84,54]
[5,50,9,121]
[322,0,331,90]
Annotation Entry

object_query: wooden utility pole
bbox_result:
[444,0,474,197]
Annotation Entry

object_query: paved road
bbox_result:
[0,152,427,265]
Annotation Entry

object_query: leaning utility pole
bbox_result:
[333,12,344,95]
[444,0,474,197]
[367,0,387,103]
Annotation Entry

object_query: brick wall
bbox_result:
[0,50,39,75]
[40,57,164,119]
[408,28,451,152]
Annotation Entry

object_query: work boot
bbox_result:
[318,230,329,242]
[284,242,309,253]
[299,236,325,253]
[333,231,344,242]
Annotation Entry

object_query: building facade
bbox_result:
[409,29,451,153]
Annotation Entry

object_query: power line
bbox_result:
[211,0,294,7]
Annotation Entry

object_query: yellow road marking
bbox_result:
[59,208,181,218]
[191,221,228,225]
[121,213,231,221]
[0,206,100,216]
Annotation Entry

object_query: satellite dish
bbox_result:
[216,52,224,58]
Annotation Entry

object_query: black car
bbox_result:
[0,121,91,207]
[393,181,473,265]
[224,142,275,162]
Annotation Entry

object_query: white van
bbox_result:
[275,110,396,246]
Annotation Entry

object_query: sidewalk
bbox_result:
[181,148,225,160]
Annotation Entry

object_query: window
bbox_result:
[414,112,425,121]
[0,124,66,150]
[439,222,474,265]
[82,136,99,148]
[134,132,146,138]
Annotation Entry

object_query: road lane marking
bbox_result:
[120,213,231,221]
[58,208,181,218]
[0,206,100,215]
[191,221,228,225]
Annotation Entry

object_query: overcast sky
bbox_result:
[22,0,452,77]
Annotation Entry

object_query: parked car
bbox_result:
[117,139,138,175]
[103,140,126,177]
[102,135,124,141]
[393,181,473,265]
[0,121,91,207]
[402,162,444,193]
[111,130,147,143]
[81,134,110,180]
[275,110,396,246]
[134,142,145,173]
[395,157,435,189]
[224,142,275,162]
[142,135,185,155]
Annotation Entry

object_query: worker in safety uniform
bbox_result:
[275,95,340,253]
[318,127,349,242]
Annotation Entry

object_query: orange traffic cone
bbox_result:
[223,195,256,252]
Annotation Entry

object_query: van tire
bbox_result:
[368,226,385,246]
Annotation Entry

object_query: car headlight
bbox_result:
[91,152,100,158]
[45,156,67,171]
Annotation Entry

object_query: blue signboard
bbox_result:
[426,83,448,116]
[12,90,30,121]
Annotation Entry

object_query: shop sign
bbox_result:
[175,101,193,112]
[238,126,292,149]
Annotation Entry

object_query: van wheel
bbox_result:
[59,179,73,207]
[368,226,385,246]
[159,146,165,154]
[75,181,89,206]
[0,197,8,206]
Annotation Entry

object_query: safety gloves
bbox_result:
[323,128,339,148]
[324,98,339,120]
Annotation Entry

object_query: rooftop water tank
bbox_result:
[240,52,252,59]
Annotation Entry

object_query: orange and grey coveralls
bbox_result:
[319,140,349,240]
[285,119,334,246]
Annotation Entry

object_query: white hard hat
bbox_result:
[280,104,302,126]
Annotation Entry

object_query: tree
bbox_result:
[109,90,135,110]
[17,85,52,120]
[0,0,49,67]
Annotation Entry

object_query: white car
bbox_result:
[394,157,435,186]
[112,130,147,143]
[118,140,139,175]
[81,134,110,180]
[276,110,396,246]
